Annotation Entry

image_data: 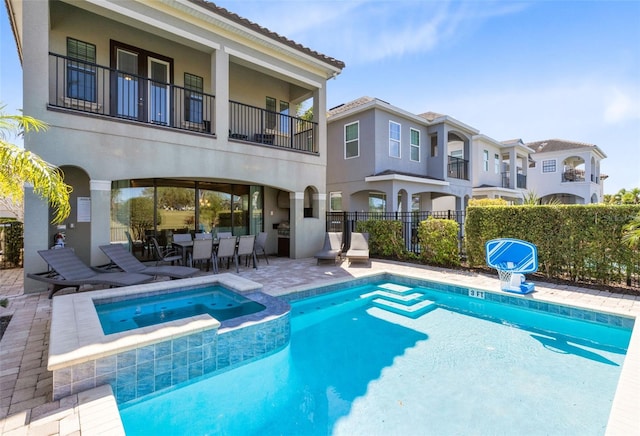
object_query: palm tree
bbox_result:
[622,212,640,250]
[0,105,72,223]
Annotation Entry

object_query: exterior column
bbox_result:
[214,48,229,139]
[90,180,112,265]
[289,191,304,258]
[23,185,50,293]
[509,150,517,190]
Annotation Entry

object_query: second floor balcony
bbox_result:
[501,172,527,189]
[447,156,469,180]
[562,168,586,183]
[48,53,318,154]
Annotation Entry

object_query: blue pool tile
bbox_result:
[172,367,188,385]
[203,329,217,344]
[96,372,116,387]
[188,346,203,364]
[116,365,136,388]
[72,361,95,383]
[137,361,155,381]
[72,377,96,395]
[116,384,136,404]
[203,343,216,360]
[53,384,71,400]
[96,355,117,376]
[155,355,172,374]
[189,332,203,348]
[173,337,188,353]
[54,368,72,386]
[203,358,217,373]
[155,341,172,358]
[117,350,137,369]
[137,345,155,363]
[189,361,203,379]
[137,375,155,397]
[155,372,172,391]
[172,351,188,370]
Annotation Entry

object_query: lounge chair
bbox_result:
[346,232,370,265]
[28,247,153,298]
[314,232,343,264]
[99,244,199,279]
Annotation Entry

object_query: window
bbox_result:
[494,154,500,174]
[266,97,276,129]
[483,150,489,172]
[184,73,203,124]
[345,122,359,158]
[430,135,438,157]
[369,193,386,213]
[542,160,556,173]
[410,128,420,161]
[450,150,463,159]
[279,101,290,133]
[67,38,96,102]
[389,121,401,158]
[329,192,342,211]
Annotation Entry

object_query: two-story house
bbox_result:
[525,139,607,204]
[8,0,344,290]
[326,97,478,215]
[471,137,533,203]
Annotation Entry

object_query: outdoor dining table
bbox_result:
[172,239,225,266]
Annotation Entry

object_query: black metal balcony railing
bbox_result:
[562,169,585,182]
[49,53,215,134]
[516,173,526,189]
[447,156,469,180]
[501,172,510,188]
[229,101,318,153]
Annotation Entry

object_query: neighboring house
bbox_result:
[326,97,478,214]
[471,137,533,204]
[525,139,607,204]
[7,0,344,291]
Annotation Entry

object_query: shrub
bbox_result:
[355,220,409,259]
[418,217,460,267]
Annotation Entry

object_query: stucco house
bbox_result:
[6,0,344,291]
[471,137,533,204]
[326,97,478,214]
[525,139,607,204]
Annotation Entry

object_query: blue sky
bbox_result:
[2,1,639,194]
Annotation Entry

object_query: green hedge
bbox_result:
[355,220,409,259]
[418,217,460,267]
[465,205,640,285]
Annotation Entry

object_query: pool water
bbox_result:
[95,285,266,334]
[119,281,632,435]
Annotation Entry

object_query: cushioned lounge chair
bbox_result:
[28,247,153,298]
[314,232,343,264]
[99,244,199,278]
[346,232,370,265]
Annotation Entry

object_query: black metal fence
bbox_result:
[326,210,465,254]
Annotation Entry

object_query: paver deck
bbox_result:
[1,258,639,435]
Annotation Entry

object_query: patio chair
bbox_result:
[216,232,232,239]
[345,232,370,265]
[254,231,269,265]
[214,237,237,274]
[188,238,214,271]
[194,232,213,240]
[150,237,183,265]
[314,232,343,264]
[235,234,257,273]
[27,247,153,298]
[125,230,145,258]
[99,243,199,279]
[172,233,192,243]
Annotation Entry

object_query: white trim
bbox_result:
[389,120,401,159]
[365,174,449,186]
[90,180,111,191]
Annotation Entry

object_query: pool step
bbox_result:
[360,290,424,302]
[371,297,436,318]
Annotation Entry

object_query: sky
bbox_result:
[2,0,639,194]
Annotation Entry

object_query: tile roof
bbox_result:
[327,96,376,116]
[188,0,345,70]
[525,139,600,154]
[418,111,445,121]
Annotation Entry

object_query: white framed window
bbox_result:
[329,192,342,212]
[389,121,401,158]
[344,122,359,159]
[494,154,500,174]
[410,128,420,162]
[483,150,489,172]
[542,159,556,173]
[450,149,463,159]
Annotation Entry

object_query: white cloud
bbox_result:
[603,86,640,124]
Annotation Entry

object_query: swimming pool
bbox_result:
[119,276,633,435]
[95,285,266,334]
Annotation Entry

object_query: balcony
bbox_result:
[49,53,215,134]
[229,101,318,153]
[562,169,585,182]
[447,156,469,180]
[501,172,510,188]
[517,174,526,189]
[48,53,318,153]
